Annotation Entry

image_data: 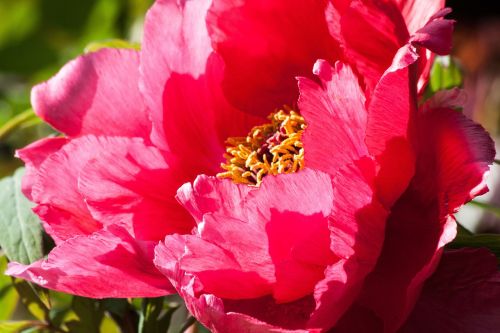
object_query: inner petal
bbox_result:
[217,107,306,186]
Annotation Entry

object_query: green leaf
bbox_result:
[448,231,500,263]
[0,321,42,333]
[429,55,463,93]
[0,167,43,264]
[12,279,50,321]
[84,39,140,53]
[0,256,19,320]
[65,297,103,333]
[138,297,179,333]
[469,200,500,218]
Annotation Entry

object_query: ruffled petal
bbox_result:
[31,49,150,139]
[77,138,194,241]
[207,0,341,116]
[176,175,253,224]
[6,226,173,298]
[15,137,68,200]
[400,248,500,333]
[155,242,313,333]
[30,136,120,243]
[298,61,368,177]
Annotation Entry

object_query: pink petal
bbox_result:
[30,136,121,243]
[6,226,173,298]
[141,0,262,163]
[298,61,368,177]
[32,49,150,139]
[410,8,454,55]
[335,0,409,94]
[365,44,419,207]
[77,138,194,241]
[159,56,261,174]
[414,108,495,212]
[165,227,275,300]
[176,175,253,224]
[400,248,500,333]
[207,0,341,117]
[395,0,446,35]
[16,137,68,200]
[309,158,388,328]
[156,241,318,332]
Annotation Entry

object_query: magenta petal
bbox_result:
[6,226,173,298]
[30,136,118,243]
[400,248,500,333]
[366,44,418,207]
[337,0,409,93]
[77,139,194,241]
[395,0,446,34]
[299,61,368,177]
[165,224,275,300]
[207,0,340,117]
[410,8,454,55]
[32,49,150,139]
[16,137,68,200]
[155,241,313,333]
[415,108,495,212]
[159,55,262,175]
[177,175,253,224]
[141,0,261,161]
[308,158,388,328]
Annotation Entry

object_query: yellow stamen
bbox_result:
[217,108,306,186]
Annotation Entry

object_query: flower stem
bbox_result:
[0,109,39,141]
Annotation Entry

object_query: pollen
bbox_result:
[217,107,306,186]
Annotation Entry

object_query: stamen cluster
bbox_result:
[218,108,306,186]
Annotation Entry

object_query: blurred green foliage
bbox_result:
[0,0,153,178]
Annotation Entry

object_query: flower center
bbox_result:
[217,108,306,186]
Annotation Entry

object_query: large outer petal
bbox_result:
[77,138,194,241]
[6,226,173,298]
[31,49,150,139]
[399,248,500,333]
[339,108,495,332]
[207,0,341,117]
[141,0,261,157]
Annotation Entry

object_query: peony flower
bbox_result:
[153,57,496,332]
[7,0,456,301]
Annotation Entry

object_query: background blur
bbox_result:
[0,2,499,224]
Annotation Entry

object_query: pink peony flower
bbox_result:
[4,0,471,311]
[153,53,496,332]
